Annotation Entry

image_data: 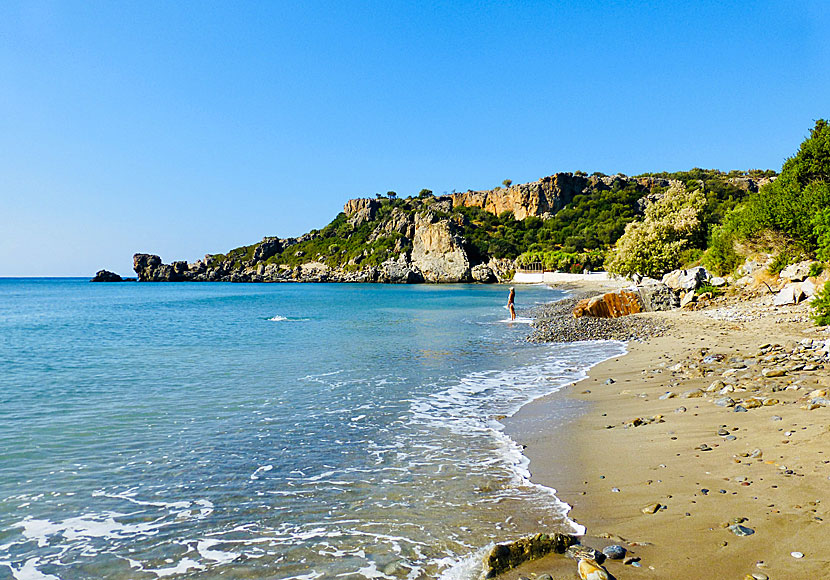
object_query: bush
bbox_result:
[703,221,742,275]
[809,262,825,278]
[811,281,830,326]
[605,183,705,278]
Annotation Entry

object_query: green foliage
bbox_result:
[695,282,723,296]
[502,179,512,188]
[605,183,706,278]
[809,262,825,278]
[811,281,830,326]
[517,249,606,272]
[768,250,798,275]
[737,120,830,251]
[703,220,743,275]
[418,189,433,198]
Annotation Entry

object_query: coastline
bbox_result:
[501,285,830,579]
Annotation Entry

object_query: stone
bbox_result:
[641,502,662,514]
[471,264,497,283]
[801,279,817,298]
[683,389,704,398]
[780,260,812,281]
[662,266,710,292]
[566,545,605,563]
[791,551,804,558]
[90,269,123,282]
[601,545,626,560]
[410,212,471,282]
[573,291,644,318]
[729,524,755,536]
[715,397,736,407]
[762,368,786,377]
[773,284,806,306]
[637,282,680,311]
[577,558,610,580]
[710,276,727,286]
[252,237,283,262]
[680,290,697,308]
[481,533,577,577]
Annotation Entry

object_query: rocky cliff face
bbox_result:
[449,173,588,219]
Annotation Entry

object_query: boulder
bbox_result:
[481,533,577,578]
[410,212,471,282]
[637,283,680,311]
[680,290,696,308]
[380,255,423,284]
[343,198,380,226]
[710,276,727,287]
[253,237,283,262]
[573,291,643,318]
[662,266,710,292]
[780,260,812,282]
[90,270,123,282]
[471,264,497,283]
[773,284,806,306]
[800,280,817,298]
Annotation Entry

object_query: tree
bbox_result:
[502,179,512,188]
[605,182,706,278]
[387,191,397,199]
[375,193,383,199]
[418,189,433,198]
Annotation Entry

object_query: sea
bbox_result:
[0,279,625,580]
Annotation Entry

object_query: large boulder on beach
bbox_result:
[637,282,680,311]
[662,266,710,292]
[573,290,643,318]
[780,260,812,282]
[471,263,497,283]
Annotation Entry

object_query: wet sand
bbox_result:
[502,294,830,579]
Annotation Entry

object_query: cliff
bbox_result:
[130,169,772,283]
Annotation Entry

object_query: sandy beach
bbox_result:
[501,287,830,579]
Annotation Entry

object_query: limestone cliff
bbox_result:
[450,173,588,219]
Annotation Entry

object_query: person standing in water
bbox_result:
[507,287,516,320]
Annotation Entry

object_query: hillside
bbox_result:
[132,169,774,283]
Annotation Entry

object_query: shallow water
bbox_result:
[0,280,624,579]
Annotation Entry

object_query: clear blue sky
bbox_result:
[2,1,828,276]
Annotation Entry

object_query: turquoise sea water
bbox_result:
[0,280,624,580]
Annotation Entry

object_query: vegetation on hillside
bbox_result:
[703,119,830,275]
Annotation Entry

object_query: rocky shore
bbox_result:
[494,271,830,579]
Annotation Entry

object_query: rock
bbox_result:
[343,198,380,226]
[662,266,710,292]
[729,524,755,536]
[252,237,283,262]
[791,551,804,558]
[410,212,471,282]
[450,172,588,220]
[573,291,643,318]
[481,533,577,578]
[762,368,787,377]
[680,290,697,308]
[577,558,610,580]
[780,260,812,281]
[710,276,727,287]
[90,269,123,282]
[641,502,662,514]
[601,545,627,560]
[566,545,605,563]
[636,282,680,311]
[471,264,497,283]
[715,397,736,407]
[683,389,704,398]
[774,284,806,306]
[800,279,817,298]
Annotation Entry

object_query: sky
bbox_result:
[1,1,828,276]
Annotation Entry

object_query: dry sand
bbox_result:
[501,291,830,579]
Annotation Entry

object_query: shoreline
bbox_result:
[500,287,830,579]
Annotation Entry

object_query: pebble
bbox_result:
[749,574,769,580]
[715,397,736,407]
[641,502,662,514]
[602,545,627,559]
[538,575,553,580]
[729,524,755,536]
[791,551,804,558]
[735,405,748,412]
[577,558,610,580]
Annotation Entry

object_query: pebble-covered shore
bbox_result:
[528,293,670,343]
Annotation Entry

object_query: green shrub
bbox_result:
[811,281,830,326]
[605,183,706,278]
[703,221,742,275]
[768,250,797,275]
[809,262,826,278]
